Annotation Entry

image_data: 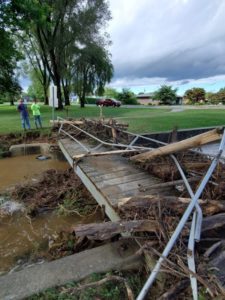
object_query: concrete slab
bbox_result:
[9,143,50,157]
[0,240,141,300]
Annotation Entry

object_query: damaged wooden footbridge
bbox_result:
[1,118,225,300]
[57,117,225,300]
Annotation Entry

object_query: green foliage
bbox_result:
[73,43,114,107]
[205,88,225,104]
[0,26,21,96]
[184,87,206,103]
[57,189,95,216]
[104,87,119,99]
[85,97,99,104]
[153,85,177,105]
[27,69,46,101]
[9,0,112,108]
[117,88,138,105]
[215,88,225,104]
[27,271,145,300]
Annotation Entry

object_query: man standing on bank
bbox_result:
[31,99,42,129]
[17,99,31,130]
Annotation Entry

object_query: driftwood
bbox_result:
[130,128,223,162]
[71,220,157,240]
[118,195,225,216]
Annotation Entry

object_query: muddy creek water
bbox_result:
[0,155,97,273]
[0,154,69,192]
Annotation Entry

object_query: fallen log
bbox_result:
[130,128,223,162]
[71,220,157,240]
[118,195,225,216]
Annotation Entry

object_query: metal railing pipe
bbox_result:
[136,129,225,300]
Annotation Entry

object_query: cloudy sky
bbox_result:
[107,0,225,94]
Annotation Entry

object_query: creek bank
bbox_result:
[0,130,57,158]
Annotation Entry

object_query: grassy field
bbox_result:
[1,103,225,134]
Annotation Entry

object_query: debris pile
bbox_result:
[11,169,97,216]
[53,118,130,145]
[55,120,225,299]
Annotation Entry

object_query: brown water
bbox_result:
[0,212,87,272]
[0,155,99,272]
[0,154,69,191]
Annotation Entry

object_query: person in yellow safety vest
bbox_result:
[31,99,42,129]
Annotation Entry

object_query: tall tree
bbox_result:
[104,87,119,99]
[12,0,112,109]
[216,88,225,104]
[117,88,137,105]
[73,43,113,107]
[184,88,206,103]
[0,2,22,100]
[153,85,177,105]
[19,34,50,104]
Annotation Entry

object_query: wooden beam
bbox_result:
[71,220,157,240]
[138,177,200,192]
[73,149,141,160]
[130,128,223,162]
[118,195,225,216]
[50,120,84,125]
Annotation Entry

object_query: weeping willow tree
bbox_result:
[73,43,113,108]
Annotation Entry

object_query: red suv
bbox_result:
[96,98,121,107]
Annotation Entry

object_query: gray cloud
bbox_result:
[108,0,225,86]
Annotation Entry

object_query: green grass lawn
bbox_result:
[1,103,225,134]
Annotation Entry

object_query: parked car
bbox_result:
[96,98,121,107]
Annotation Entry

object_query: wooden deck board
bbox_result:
[93,169,145,182]
[96,173,151,189]
[59,138,176,221]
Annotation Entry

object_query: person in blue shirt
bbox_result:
[17,99,31,130]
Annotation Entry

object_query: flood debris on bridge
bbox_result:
[55,118,225,299]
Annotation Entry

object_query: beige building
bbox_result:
[136,93,160,105]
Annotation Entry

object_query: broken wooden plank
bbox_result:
[73,149,140,160]
[138,177,200,192]
[50,120,84,125]
[71,220,157,240]
[130,128,223,162]
[118,195,225,216]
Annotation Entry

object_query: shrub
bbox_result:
[85,97,99,104]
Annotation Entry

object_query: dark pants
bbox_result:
[21,115,31,129]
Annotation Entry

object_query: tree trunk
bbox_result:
[44,93,49,105]
[80,69,87,108]
[131,128,223,162]
[62,80,70,106]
